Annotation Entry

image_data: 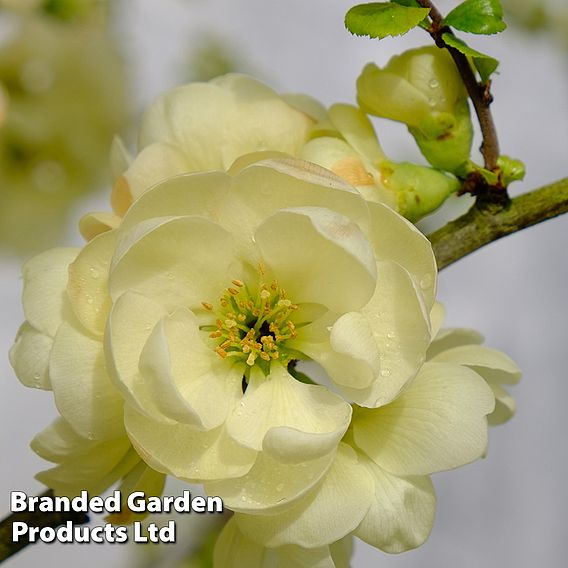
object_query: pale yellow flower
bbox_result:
[11,157,436,515]
[222,305,518,557]
[97,74,317,228]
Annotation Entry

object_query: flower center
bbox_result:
[202,278,298,369]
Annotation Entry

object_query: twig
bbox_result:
[429,177,568,269]
[0,490,89,563]
[416,0,500,172]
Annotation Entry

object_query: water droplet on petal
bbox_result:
[381,369,391,377]
[276,483,284,493]
[429,79,439,89]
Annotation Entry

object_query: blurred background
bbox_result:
[1,0,567,566]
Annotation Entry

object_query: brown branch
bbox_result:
[416,0,500,172]
[0,490,89,563]
[429,177,568,269]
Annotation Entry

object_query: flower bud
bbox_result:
[357,46,473,173]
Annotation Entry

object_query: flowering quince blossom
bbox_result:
[215,305,519,565]
[301,103,459,222]
[80,73,319,240]
[11,155,439,514]
[8,68,521,563]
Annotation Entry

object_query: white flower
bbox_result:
[11,157,436,514]
[99,74,318,226]
[224,304,518,557]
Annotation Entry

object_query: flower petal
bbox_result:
[353,362,495,476]
[124,405,256,482]
[32,418,137,497]
[205,447,336,515]
[357,64,431,126]
[232,158,369,232]
[214,518,338,568]
[487,382,516,425]
[235,443,373,547]
[22,247,79,337]
[429,302,446,339]
[226,364,351,461]
[50,321,124,440]
[427,326,483,358]
[294,311,379,391]
[319,261,430,407]
[281,93,328,122]
[138,74,313,168]
[110,216,238,311]
[9,323,52,389]
[254,207,376,312]
[105,290,168,409]
[106,461,166,523]
[367,201,437,309]
[79,212,121,241]
[354,454,436,553]
[328,103,386,163]
[429,344,521,385]
[214,518,265,568]
[139,307,243,429]
[118,170,231,232]
[123,141,189,201]
[67,230,117,337]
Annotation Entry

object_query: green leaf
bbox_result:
[442,33,499,81]
[473,57,499,82]
[345,3,431,40]
[390,0,431,28]
[444,0,507,35]
[390,0,421,6]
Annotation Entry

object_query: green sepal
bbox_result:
[457,157,525,188]
[497,155,526,186]
[444,0,507,35]
[442,33,499,81]
[457,160,499,185]
[380,160,460,221]
[345,2,430,40]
